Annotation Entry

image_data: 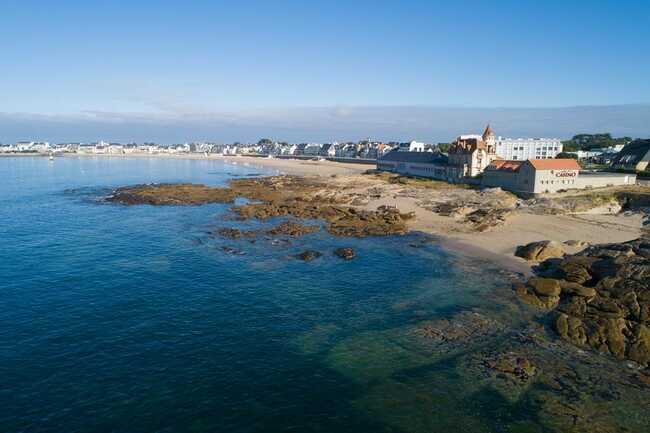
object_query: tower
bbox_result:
[482,124,496,154]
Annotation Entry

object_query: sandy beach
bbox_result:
[222,155,643,268]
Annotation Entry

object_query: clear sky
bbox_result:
[1,0,649,142]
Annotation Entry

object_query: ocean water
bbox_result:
[0,157,553,433]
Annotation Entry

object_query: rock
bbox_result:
[517,238,650,367]
[515,240,565,262]
[266,221,320,237]
[628,324,650,365]
[564,239,588,247]
[528,277,561,297]
[559,281,596,297]
[557,257,594,284]
[464,208,511,232]
[108,183,237,205]
[216,228,257,239]
[514,284,559,309]
[483,353,537,382]
[296,250,322,262]
[334,247,355,260]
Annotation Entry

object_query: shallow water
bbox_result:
[0,157,645,433]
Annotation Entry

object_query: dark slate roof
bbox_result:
[379,150,448,164]
[612,139,650,166]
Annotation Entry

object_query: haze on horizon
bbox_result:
[1,0,649,143]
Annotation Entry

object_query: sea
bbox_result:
[0,156,584,433]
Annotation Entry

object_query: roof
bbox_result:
[612,139,650,167]
[489,160,524,172]
[482,124,494,139]
[527,159,581,171]
[379,150,448,164]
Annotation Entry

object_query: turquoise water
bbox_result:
[1,157,529,433]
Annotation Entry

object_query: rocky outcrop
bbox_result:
[108,183,237,205]
[266,221,320,237]
[334,247,355,260]
[296,250,323,262]
[515,238,650,367]
[514,278,561,310]
[483,352,537,382]
[515,240,565,262]
[216,228,257,239]
[464,208,512,232]
[109,176,414,238]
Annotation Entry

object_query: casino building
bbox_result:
[481,159,635,195]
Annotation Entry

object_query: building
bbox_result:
[482,159,635,195]
[495,137,563,160]
[377,150,463,181]
[448,125,499,177]
[611,139,650,171]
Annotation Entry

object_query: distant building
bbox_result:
[377,150,461,181]
[611,140,650,172]
[495,137,563,160]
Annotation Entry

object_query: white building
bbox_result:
[482,159,635,195]
[495,137,563,160]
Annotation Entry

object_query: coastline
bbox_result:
[23,153,645,272]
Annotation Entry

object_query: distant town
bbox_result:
[2,128,649,196]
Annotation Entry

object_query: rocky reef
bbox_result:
[515,238,650,368]
[109,176,414,237]
[108,183,237,205]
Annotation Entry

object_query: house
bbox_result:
[611,140,650,171]
[303,143,322,156]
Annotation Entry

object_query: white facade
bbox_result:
[495,137,562,160]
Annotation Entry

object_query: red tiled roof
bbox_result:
[490,160,523,172]
[527,159,581,171]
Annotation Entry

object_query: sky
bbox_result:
[0,0,649,143]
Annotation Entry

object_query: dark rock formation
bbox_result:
[266,221,320,237]
[108,176,414,238]
[108,183,237,205]
[464,208,511,232]
[334,247,355,260]
[216,228,257,239]
[296,250,323,262]
[483,353,537,382]
[515,240,565,262]
[515,238,650,367]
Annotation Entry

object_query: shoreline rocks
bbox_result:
[109,177,414,238]
[515,240,565,262]
[514,238,650,368]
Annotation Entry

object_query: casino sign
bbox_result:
[555,170,578,178]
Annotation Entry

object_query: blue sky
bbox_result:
[0,0,649,142]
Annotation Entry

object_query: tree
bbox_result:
[556,152,578,159]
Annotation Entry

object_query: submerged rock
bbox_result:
[296,250,323,262]
[483,352,537,382]
[334,247,355,260]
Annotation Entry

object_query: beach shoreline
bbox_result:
[38,153,645,270]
